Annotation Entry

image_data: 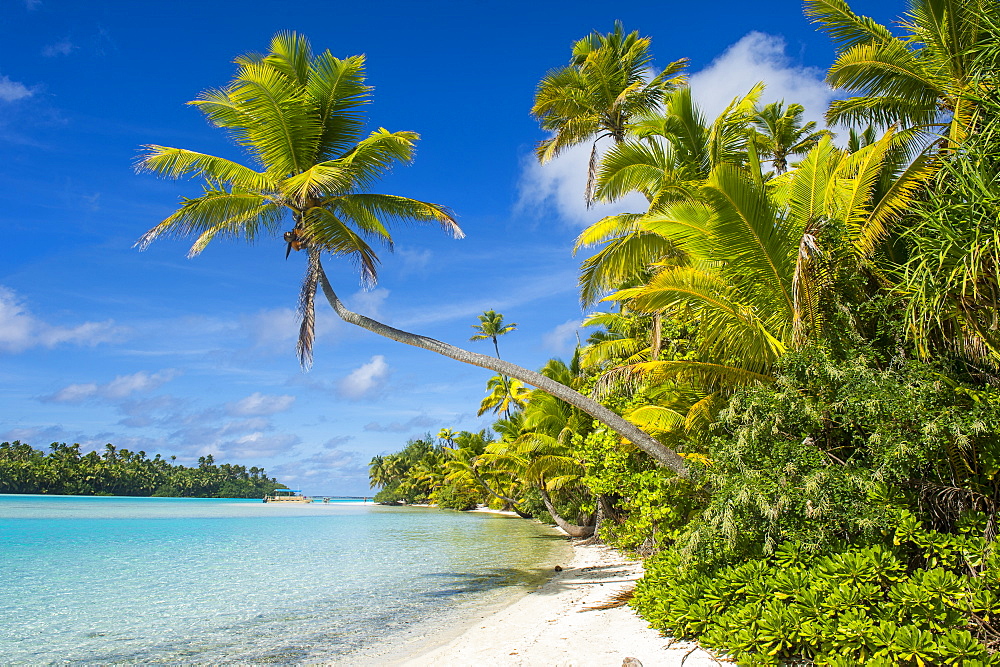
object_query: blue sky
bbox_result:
[0,0,895,495]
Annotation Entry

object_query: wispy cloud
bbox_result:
[363,414,437,433]
[344,287,390,320]
[396,269,579,329]
[689,32,835,126]
[542,318,584,354]
[0,75,33,103]
[0,286,126,353]
[225,392,296,416]
[396,247,432,275]
[338,355,390,399]
[44,369,180,403]
[42,41,75,58]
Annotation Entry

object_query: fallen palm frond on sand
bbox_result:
[579,584,635,611]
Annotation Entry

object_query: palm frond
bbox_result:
[136,147,273,192]
[297,250,321,368]
[135,190,284,255]
[804,0,899,50]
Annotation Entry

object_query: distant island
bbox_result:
[0,441,284,498]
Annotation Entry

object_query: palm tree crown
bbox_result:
[136,32,463,366]
[470,310,517,358]
[752,101,830,174]
[532,21,688,204]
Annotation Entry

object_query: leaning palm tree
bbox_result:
[532,21,688,205]
[137,32,688,475]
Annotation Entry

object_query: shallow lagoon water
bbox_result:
[0,495,569,664]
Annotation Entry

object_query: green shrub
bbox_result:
[434,485,481,510]
[633,514,1000,665]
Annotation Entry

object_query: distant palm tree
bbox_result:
[532,21,688,205]
[138,32,688,475]
[471,310,518,415]
[751,101,830,174]
[469,310,517,358]
[478,375,531,417]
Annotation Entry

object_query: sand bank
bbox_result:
[398,540,722,667]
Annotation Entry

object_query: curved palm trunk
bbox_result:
[316,261,688,475]
[538,485,594,538]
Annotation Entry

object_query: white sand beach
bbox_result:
[398,540,723,667]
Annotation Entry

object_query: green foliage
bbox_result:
[0,442,282,498]
[433,485,481,511]
[667,347,1000,567]
[579,428,705,554]
[634,515,1000,665]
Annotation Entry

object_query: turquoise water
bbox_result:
[0,495,569,664]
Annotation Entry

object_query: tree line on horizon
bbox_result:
[0,441,284,498]
[135,0,1000,662]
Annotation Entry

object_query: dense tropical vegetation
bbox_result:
[0,441,283,497]
[366,0,1000,663]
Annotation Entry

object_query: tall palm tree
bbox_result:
[805,0,1000,143]
[139,32,688,475]
[531,21,688,205]
[471,310,517,415]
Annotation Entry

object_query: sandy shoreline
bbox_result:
[394,538,721,666]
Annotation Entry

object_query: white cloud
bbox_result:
[363,414,437,433]
[0,286,124,353]
[345,287,390,320]
[688,32,835,127]
[516,140,649,227]
[42,41,74,57]
[229,432,299,458]
[226,392,296,416]
[338,355,390,399]
[103,370,179,399]
[46,369,179,403]
[396,248,432,275]
[542,319,583,354]
[0,75,33,103]
[245,305,341,352]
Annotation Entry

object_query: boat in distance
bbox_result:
[263,489,313,503]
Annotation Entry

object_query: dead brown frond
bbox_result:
[579,585,635,611]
